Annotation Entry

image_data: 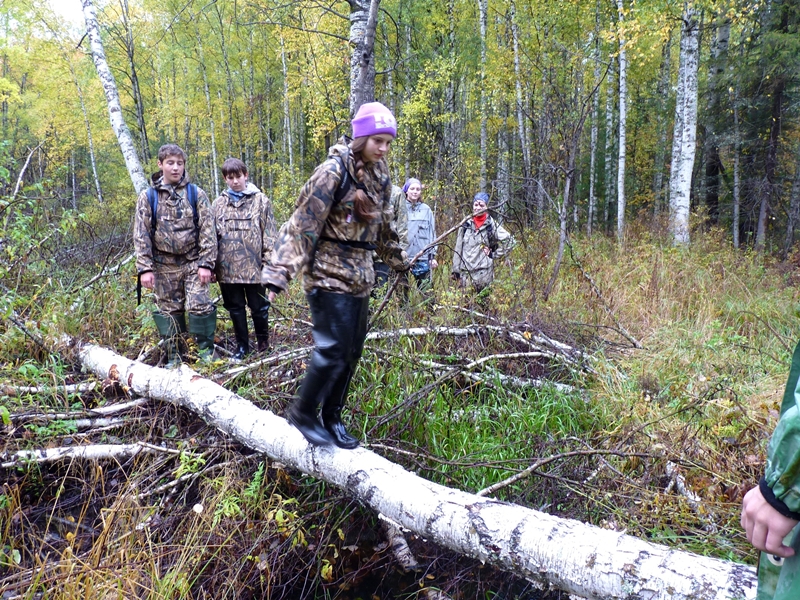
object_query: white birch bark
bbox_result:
[615,0,628,242]
[511,1,530,180]
[603,58,616,231]
[587,4,601,235]
[668,6,699,246]
[477,0,488,192]
[280,36,294,182]
[80,0,147,194]
[195,33,219,198]
[351,0,380,114]
[77,342,757,600]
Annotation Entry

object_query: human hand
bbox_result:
[268,290,278,302]
[198,267,213,284]
[140,272,155,289]
[430,258,438,269]
[741,485,799,557]
[482,246,491,256]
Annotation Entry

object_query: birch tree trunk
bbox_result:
[652,33,672,217]
[442,0,457,187]
[280,36,294,183]
[195,33,219,198]
[587,4,601,235]
[615,0,628,242]
[511,1,532,212]
[668,6,699,246]
[350,0,380,115]
[71,66,103,203]
[81,0,147,194]
[477,0,488,192]
[77,342,758,600]
[603,57,616,233]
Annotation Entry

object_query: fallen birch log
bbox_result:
[77,342,757,600]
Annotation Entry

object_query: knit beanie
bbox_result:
[402,178,421,194]
[352,102,397,139]
[473,192,490,205]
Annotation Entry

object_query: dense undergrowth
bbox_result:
[1,213,797,598]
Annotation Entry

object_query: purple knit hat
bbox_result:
[352,102,397,139]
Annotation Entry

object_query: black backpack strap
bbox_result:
[332,155,350,204]
[147,187,158,238]
[186,183,200,248]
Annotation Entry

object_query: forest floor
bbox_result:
[1,222,795,598]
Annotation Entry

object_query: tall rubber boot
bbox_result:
[251,305,270,353]
[153,312,184,368]
[229,309,250,360]
[287,393,333,446]
[188,307,217,361]
[321,366,360,449]
[318,292,368,449]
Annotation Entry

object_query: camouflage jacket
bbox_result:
[373,185,409,265]
[451,216,515,289]
[212,183,277,284]
[263,137,409,297]
[134,172,216,273]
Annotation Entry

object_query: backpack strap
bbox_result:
[332,155,351,204]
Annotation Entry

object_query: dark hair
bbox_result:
[222,157,248,177]
[348,137,380,223]
[157,143,187,162]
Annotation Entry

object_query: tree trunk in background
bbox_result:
[211,3,236,157]
[119,0,150,164]
[511,1,532,214]
[652,32,672,218]
[280,36,294,183]
[442,0,457,189]
[350,0,380,115]
[783,144,800,258]
[668,6,699,246]
[78,342,758,600]
[732,95,741,248]
[704,17,730,226]
[757,76,785,252]
[70,65,103,204]
[81,0,147,194]
[587,3,601,235]
[615,0,628,242]
[195,33,219,198]
[603,57,616,234]
[477,0,488,193]
[497,108,510,207]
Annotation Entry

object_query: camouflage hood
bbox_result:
[149,170,194,191]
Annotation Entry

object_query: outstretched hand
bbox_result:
[741,485,799,557]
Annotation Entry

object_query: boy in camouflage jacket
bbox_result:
[134,143,217,365]
[263,102,409,449]
[212,158,277,360]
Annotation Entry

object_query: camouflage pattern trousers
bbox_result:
[152,260,214,316]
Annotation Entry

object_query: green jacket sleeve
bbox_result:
[763,340,800,518]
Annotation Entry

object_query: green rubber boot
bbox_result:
[153,312,185,368]
[188,307,217,362]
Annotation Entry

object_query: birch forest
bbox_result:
[1,0,800,598]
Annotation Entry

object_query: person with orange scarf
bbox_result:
[451,192,515,293]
